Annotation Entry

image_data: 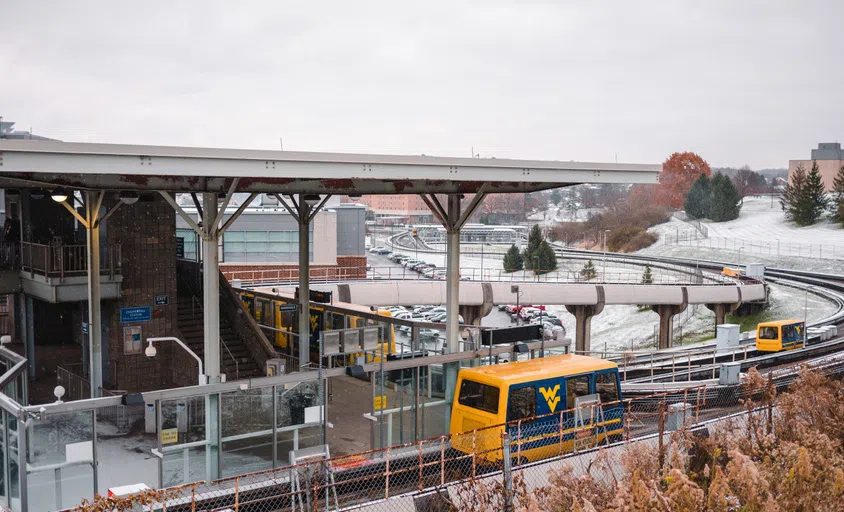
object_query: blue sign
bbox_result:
[82,322,89,334]
[279,304,298,312]
[121,307,151,323]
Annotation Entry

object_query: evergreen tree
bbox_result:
[804,160,830,225]
[503,244,524,272]
[534,241,558,274]
[523,224,543,270]
[831,165,844,227]
[781,164,808,223]
[550,189,562,206]
[641,264,653,284]
[709,173,742,222]
[683,173,711,219]
[783,161,829,226]
[580,259,597,280]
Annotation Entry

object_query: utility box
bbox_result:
[266,358,286,376]
[745,263,765,280]
[716,324,740,350]
[719,362,741,385]
[232,279,242,289]
[666,402,692,431]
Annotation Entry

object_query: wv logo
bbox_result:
[539,385,561,413]
[310,314,320,332]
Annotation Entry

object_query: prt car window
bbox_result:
[458,380,500,414]
[595,372,620,405]
[507,386,536,421]
[566,375,590,409]
[758,326,778,340]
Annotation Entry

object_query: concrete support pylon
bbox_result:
[565,286,605,353]
[705,302,741,327]
[459,283,494,328]
[651,287,689,349]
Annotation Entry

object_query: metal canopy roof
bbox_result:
[0,140,660,195]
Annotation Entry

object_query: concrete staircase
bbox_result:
[176,295,263,381]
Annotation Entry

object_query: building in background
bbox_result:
[343,194,434,224]
[788,142,844,190]
[176,194,367,280]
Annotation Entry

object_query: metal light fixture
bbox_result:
[144,341,157,358]
[51,187,69,202]
[348,193,362,201]
[119,191,139,205]
[30,189,45,200]
[304,194,321,206]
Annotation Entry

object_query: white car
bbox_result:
[369,246,386,253]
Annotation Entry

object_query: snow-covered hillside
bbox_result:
[639,196,844,274]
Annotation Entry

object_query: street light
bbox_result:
[146,336,207,385]
[51,187,69,203]
[303,194,321,206]
[602,229,611,282]
[737,246,745,265]
[119,191,139,205]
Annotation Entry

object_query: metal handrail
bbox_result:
[221,336,239,381]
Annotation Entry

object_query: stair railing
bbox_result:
[221,336,239,381]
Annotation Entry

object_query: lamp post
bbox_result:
[803,286,814,345]
[146,337,206,385]
[602,229,610,282]
[737,246,745,265]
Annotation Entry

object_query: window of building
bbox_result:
[176,229,199,260]
[222,230,312,263]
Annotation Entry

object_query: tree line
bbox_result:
[503,225,558,273]
[780,161,844,227]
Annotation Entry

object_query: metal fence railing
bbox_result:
[663,233,844,261]
[20,241,122,278]
[225,265,737,288]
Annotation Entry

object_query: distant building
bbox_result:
[343,192,527,225]
[788,142,844,191]
[344,194,434,224]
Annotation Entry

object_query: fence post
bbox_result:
[501,431,514,512]
[657,402,666,472]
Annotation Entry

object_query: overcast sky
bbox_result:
[1,1,842,168]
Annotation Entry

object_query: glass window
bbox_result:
[566,375,590,409]
[758,326,778,340]
[225,231,245,242]
[458,380,500,414]
[595,372,619,405]
[245,231,267,242]
[507,386,535,422]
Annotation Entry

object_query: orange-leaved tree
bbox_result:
[656,152,711,208]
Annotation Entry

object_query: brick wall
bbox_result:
[221,255,367,282]
[105,195,179,392]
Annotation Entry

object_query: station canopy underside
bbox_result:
[0,140,660,194]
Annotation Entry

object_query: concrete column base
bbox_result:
[565,286,605,353]
[651,304,688,349]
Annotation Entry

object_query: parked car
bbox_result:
[422,268,436,278]
[377,248,392,255]
[397,325,411,335]
[414,306,435,314]
[402,259,422,267]
[390,253,408,261]
[519,307,541,319]
[369,246,386,253]
[498,304,510,311]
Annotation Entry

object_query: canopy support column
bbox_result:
[420,190,486,430]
